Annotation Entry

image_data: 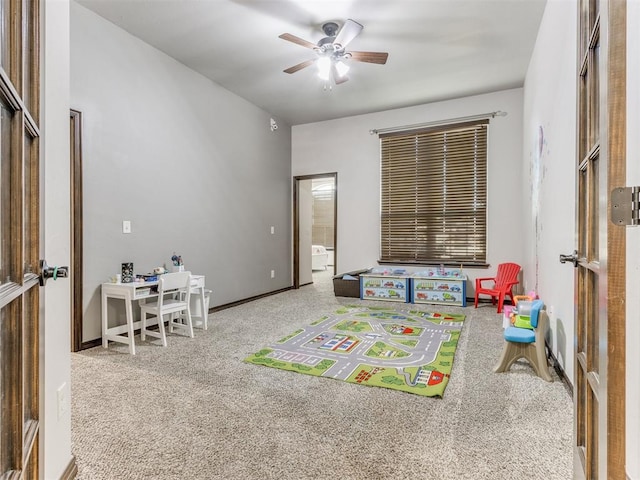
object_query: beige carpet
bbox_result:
[71,270,573,479]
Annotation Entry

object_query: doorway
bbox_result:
[293,173,337,288]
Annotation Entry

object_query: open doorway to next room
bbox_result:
[294,174,337,288]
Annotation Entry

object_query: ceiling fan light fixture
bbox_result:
[335,60,350,78]
[317,57,331,81]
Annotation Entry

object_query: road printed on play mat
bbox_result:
[245,305,465,397]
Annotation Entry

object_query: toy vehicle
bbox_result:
[416,292,427,300]
[450,285,461,292]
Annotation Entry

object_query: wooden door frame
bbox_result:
[70,109,83,352]
[293,173,337,289]
[602,0,626,475]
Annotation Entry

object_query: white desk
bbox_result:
[101,274,207,354]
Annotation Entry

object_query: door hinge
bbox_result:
[611,186,640,226]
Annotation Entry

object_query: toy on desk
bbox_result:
[171,253,183,266]
[121,262,134,283]
[137,273,158,282]
[170,253,185,272]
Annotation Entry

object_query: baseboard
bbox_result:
[59,455,78,480]
[80,338,102,351]
[466,297,511,306]
[210,286,294,313]
[546,343,573,397]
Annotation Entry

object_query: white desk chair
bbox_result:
[181,286,210,330]
[140,271,194,347]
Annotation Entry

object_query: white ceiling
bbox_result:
[75,0,547,126]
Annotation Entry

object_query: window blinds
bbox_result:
[380,120,488,264]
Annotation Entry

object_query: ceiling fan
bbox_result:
[279,19,389,85]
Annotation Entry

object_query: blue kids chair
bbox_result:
[494,299,553,382]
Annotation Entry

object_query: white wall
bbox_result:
[293,88,525,288]
[522,0,577,382]
[42,0,73,477]
[626,2,640,477]
[71,3,292,341]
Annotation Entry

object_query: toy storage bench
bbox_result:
[411,269,467,307]
[360,272,410,303]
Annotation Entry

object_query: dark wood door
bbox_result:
[574,0,626,477]
[0,0,42,477]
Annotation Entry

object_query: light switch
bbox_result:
[270,226,275,234]
[122,220,132,234]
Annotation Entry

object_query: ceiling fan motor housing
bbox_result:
[321,22,339,37]
[318,22,339,49]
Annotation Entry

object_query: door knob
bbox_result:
[559,250,579,267]
[39,259,69,286]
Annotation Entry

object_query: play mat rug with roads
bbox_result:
[244,305,465,397]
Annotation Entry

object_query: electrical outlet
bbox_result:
[57,382,69,419]
[122,220,132,234]
[270,270,275,278]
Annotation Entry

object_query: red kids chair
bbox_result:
[474,262,521,313]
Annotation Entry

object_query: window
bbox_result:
[379,120,488,265]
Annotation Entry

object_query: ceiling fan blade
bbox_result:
[279,33,317,50]
[348,51,389,65]
[334,19,363,48]
[332,63,349,85]
[283,59,316,74]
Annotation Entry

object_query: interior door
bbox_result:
[0,0,41,477]
[573,0,626,477]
